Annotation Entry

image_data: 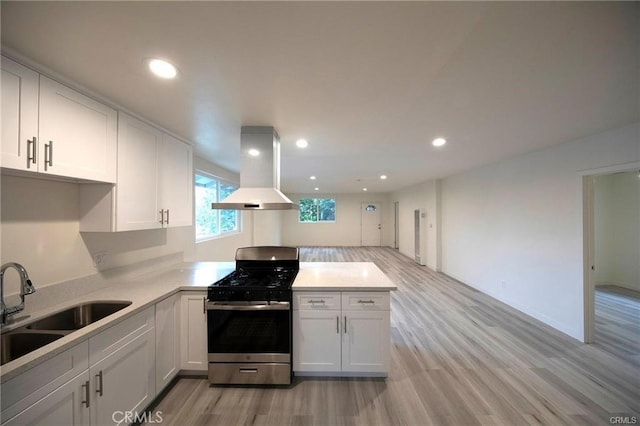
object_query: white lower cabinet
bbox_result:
[293,308,342,373]
[341,309,390,373]
[293,291,390,376]
[180,292,208,372]
[89,307,155,426]
[2,371,91,426]
[1,342,90,425]
[1,307,156,426]
[155,293,180,393]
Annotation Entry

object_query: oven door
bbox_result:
[206,301,291,363]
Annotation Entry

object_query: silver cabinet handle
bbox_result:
[44,141,53,169]
[309,299,325,305]
[203,297,206,314]
[27,136,37,167]
[357,300,375,305]
[81,380,90,408]
[95,370,103,397]
[239,368,258,374]
[207,301,290,311]
[344,316,347,334]
[159,209,164,224]
[336,316,339,334]
[166,209,170,225]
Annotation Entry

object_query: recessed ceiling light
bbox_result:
[314,187,319,191]
[432,137,447,147]
[310,176,316,180]
[148,58,178,79]
[380,175,387,180]
[248,149,260,157]
[296,139,309,148]
[362,188,368,191]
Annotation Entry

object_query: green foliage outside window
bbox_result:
[299,198,336,223]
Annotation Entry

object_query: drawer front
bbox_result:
[208,363,291,385]
[1,341,89,421]
[294,292,341,311]
[341,292,390,311]
[89,306,154,366]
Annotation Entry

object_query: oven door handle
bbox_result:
[206,301,290,311]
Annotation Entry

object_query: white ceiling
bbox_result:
[1,1,638,193]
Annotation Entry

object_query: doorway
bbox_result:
[394,202,399,249]
[361,202,382,246]
[583,163,640,345]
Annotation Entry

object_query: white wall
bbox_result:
[594,171,640,291]
[0,174,192,293]
[0,155,274,295]
[440,123,640,341]
[390,180,441,270]
[281,193,392,247]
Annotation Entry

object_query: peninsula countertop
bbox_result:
[0,260,396,382]
[293,262,397,291]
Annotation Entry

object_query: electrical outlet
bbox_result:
[93,252,107,267]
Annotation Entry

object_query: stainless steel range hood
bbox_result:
[212,126,296,210]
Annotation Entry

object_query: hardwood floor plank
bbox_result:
[145,247,640,425]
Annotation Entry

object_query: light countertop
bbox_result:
[294,262,397,291]
[0,260,394,382]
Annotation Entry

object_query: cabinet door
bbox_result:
[91,329,156,426]
[160,134,193,228]
[155,293,180,393]
[342,310,390,374]
[180,292,207,371]
[1,56,39,171]
[2,371,90,426]
[293,310,342,372]
[116,112,162,231]
[38,76,117,182]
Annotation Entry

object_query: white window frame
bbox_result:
[195,171,242,242]
[298,197,337,223]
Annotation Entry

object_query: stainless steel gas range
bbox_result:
[206,246,299,385]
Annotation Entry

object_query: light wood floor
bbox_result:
[146,247,640,425]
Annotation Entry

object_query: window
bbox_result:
[299,198,336,223]
[195,173,240,240]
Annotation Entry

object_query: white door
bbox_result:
[91,329,156,426]
[2,372,91,426]
[342,310,390,373]
[361,202,382,246]
[116,112,162,231]
[293,310,342,372]
[160,133,193,228]
[155,294,180,394]
[180,293,208,371]
[1,56,39,171]
[39,76,117,182]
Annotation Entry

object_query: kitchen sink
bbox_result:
[26,301,132,331]
[0,301,132,366]
[1,332,64,366]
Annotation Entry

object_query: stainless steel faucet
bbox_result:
[0,263,36,325]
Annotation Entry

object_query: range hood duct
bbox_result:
[212,126,296,210]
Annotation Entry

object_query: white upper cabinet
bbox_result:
[1,56,117,183]
[39,76,117,182]
[79,113,192,232]
[160,133,193,228]
[1,57,39,171]
[116,112,163,231]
